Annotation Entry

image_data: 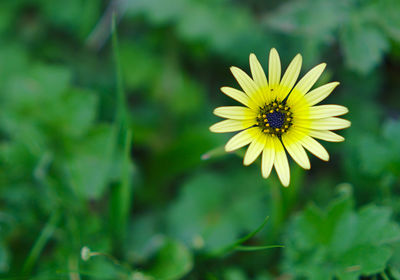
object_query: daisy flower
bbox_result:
[210,48,350,187]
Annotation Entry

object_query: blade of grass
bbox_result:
[110,130,133,249]
[235,245,284,251]
[205,216,274,258]
[109,11,133,253]
[112,12,126,128]
[22,210,61,275]
[231,216,270,245]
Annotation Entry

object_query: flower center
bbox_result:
[256,100,293,136]
[267,110,285,128]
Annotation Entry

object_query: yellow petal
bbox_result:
[210,119,255,133]
[250,53,268,90]
[310,117,351,130]
[291,104,310,120]
[282,132,310,170]
[278,54,302,100]
[243,131,266,166]
[268,48,281,89]
[230,66,263,105]
[220,87,257,109]
[286,88,310,111]
[301,135,329,161]
[225,127,259,152]
[287,129,329,161]
[308,129,345,142]
[292,118,312,130]
[304,82,340,106]
[294,63,326,95]
[273,137,290,187]
[305,105,349,119]
[261,136,275,178]
[213,106,256,120]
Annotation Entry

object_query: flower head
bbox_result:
[210,49,350,187]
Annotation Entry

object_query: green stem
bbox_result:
[68,255,81,280]
[381,271,390,280]
[23,211,61,275]
[270,180,284,240]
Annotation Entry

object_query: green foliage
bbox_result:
[38,0,101,38]
[355,119,400,182]
[65,125,116,198]
[147,238,193,280]
[0,243,9,273]
[283,187,400,279]
[265,0,400,73]
[341,22,389,74]
[124,0,275,62]
[167,171,270,251]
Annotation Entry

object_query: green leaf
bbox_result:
[125,0,276,61]
[120,42,162,90]
[283,188,400,279]
[383,119,400,154]
[43,88,98,139]
[27,64,72,100]
[356,119,400,179]
[359,136,392,176]
[0,242,9,273]
[223,267,247,280]
[265,0,351,40]
[340,20,389,74]
[167,171,270,251]
[0,44,28,85]
[39,0,101,38]
[338,245,392,278]
[148,239,193,280]
[125,0,187,25]
[2,64,71,110]
[367,0,400,43]
[64,125,116,199]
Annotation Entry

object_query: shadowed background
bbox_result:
[1,0,400,279]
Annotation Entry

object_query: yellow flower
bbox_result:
[210,49,350,187]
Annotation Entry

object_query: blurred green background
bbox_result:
[1,0,400,279]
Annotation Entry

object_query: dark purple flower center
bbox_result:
[266,110,285,128]
[256,100,293,136]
